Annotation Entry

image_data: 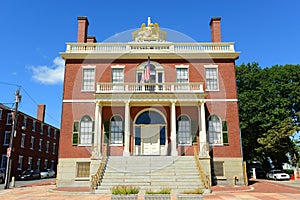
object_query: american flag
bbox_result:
[144,56,150,81]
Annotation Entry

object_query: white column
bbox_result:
[199,101,208,157]
[123,101,130,156]
[92,101,102,158]
[170,101,178,156]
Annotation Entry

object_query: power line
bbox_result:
[1,82,60,126]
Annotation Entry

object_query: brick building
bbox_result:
[57,16,244,189]
[0,103,60,179]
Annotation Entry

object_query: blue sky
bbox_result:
[1,0,299,128]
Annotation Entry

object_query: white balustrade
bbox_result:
[96,82,204,93]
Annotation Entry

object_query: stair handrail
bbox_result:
[193,146,211,189]
[90,147,107,192]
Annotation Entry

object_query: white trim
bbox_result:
[175,64,189,69]
[206,99,238,102]
[204,64,218,68]
[111,65,125,69]
[82,65,96,69]
[63,99,96,103]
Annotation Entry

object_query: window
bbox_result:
[46,141,50,153]
[1,155,7,169]
[112,68,124,90]
[53,143,56,154]
[23,117,27,128]
[54,130,57,139]
[176,67,189,90]
[76,162,90,178]
[6,113,12,125]
[208,115,222,144]
[47,127,51,137]
[21,133,25,148]
[51,160,55,170]
[18,156,23,170]
[32,120,36,132]
[80,115,93,145]
[37,158,41,170]
[4,131,10,145]
[72,121,79,145]
[205,65,219,91]
[39,139,43,151]
[177,115,191,145]
[213,161,225,177]
[82,67,95,91]
[44,159,48,169]
[0,108,2,120]
[28,157,33,170]
[222,121,229,145]
[30,136,35,150]
[110,115,123,145]
[40,124,44,134]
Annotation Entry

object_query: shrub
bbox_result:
[180,189,204,194]
[145,187,171,194]
[111,185,140,194]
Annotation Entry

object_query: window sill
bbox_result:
[75,177,89,181]
[216,176,227,180]
[178,144,192,146]
[78,144,92,147]
[109,144,123,147]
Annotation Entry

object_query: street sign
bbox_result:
[7,147,11,157]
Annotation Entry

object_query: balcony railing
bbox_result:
[65,42,235,54]
[96,82,204,93]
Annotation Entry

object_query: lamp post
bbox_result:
[4,89,21,189]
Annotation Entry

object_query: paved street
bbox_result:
[0,178,299,199]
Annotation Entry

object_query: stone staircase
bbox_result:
[95,156,203,194]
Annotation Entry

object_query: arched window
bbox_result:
[80,115,93,145]
[177,115,191,145]
[208,115,221,144]
[110,115,123,145]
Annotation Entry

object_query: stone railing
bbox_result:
[65,42,235,53]
[193,146,211,190]
[96,82,204,93]
[90,148,107,192]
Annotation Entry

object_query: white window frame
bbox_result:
[204,64,219,91]
[81,66,96,92]
[30,136,35,150]
[111,65,125,90]
[110,115,123,146]
[21,133,25,148]
[4,131,10,146]
[6,113,12,125]
[79,115,93,146]
[39,139,43,152]
[17,155,23,170]
[1,155,7,169]
[208,114,223,145]
[44,159,48,170]
[46,141,50,153]
[47,127,51,137]
[53,143,56,155]
[28,157,33,170]
[40,124,44,135]
[177,115,192,146]
[37,158,41,170]
[32,120,36,132]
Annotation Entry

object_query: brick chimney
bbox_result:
[209,17,221,42]
[37,104,46,122]
[77,16,89,43]
[87,36,97,43]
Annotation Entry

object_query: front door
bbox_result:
[141,126,160,155]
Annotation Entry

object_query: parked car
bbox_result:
[18,169,41,180]
[40,169,56,178]
[266,169,290,180]
[0,169,5,183]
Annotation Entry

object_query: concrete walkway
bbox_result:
[0,178,299,199]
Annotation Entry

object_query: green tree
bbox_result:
[236,63,300,168]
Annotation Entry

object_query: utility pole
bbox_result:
[4,89,21,189]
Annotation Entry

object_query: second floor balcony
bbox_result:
[96,82,204,94]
